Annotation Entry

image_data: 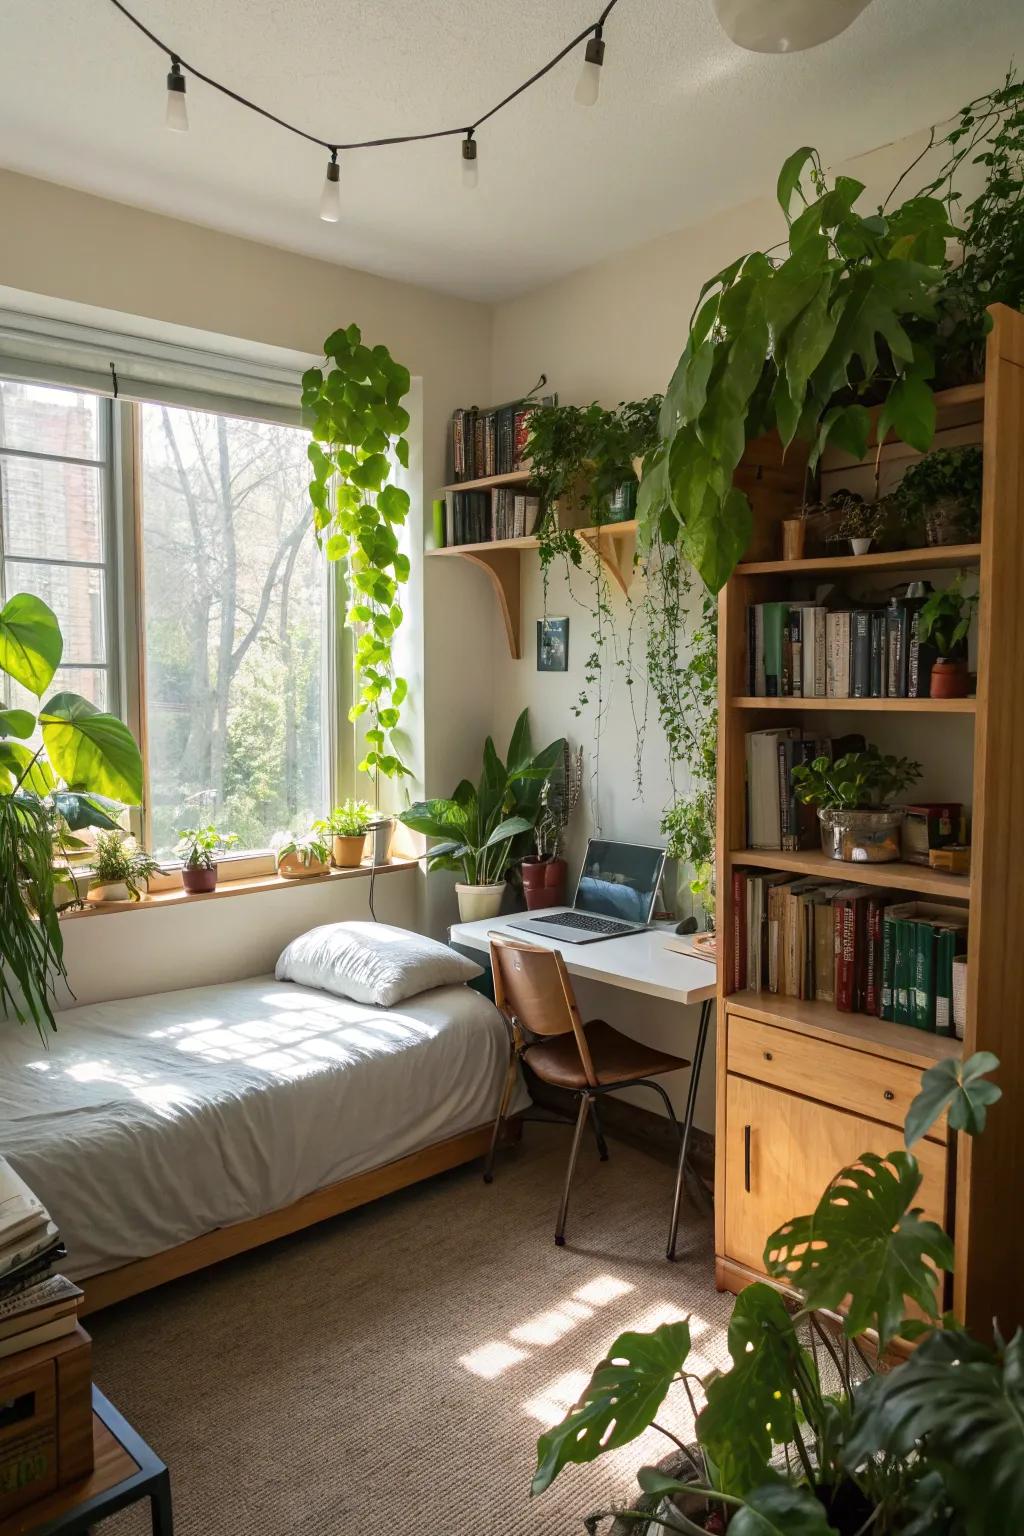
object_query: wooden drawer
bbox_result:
[727,1012,946,1143]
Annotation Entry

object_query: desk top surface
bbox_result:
[450,910,717,1005]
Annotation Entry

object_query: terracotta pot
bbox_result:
[182,865,218,894]
[332,833,367,868]
[930,657,970,699]
[455,883,505,922]
[781,518,807,560]
[521,856,568,910]
[277,851,330,880]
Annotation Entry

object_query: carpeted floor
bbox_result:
[89,1125,734,1536]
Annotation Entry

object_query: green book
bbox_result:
[912,920,937,1032]
[880,906,898,1020]
[893,918,912,1025]
[762,603,788,697]
[934,922,968,1037]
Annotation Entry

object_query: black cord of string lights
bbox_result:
[105,0,622,161]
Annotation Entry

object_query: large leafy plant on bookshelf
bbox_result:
[530,1052,1020,1535]
[302,325,413,781]
[0,594,144,1037]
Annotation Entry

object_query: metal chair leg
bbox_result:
[589,1096,609,1161]
[667,998,714,1261]
[555,1093,592,1246]
[483,1049,519,1184]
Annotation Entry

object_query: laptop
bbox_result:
[506,839,666,945]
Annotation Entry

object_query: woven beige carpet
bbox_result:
[90,1125,733,1536]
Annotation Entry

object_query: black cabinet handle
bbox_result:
[884,1089,895,1102]
[744,1124,752,1193]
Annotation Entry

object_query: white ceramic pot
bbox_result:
[85,880,131,905]
[456,883,505,922]
[850,536,873,556]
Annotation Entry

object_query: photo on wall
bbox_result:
[537,616,569,672]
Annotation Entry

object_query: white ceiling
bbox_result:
[2,0,1023,302]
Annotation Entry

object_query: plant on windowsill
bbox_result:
[174,825,239,894]
[273,828,332,881]
[521,743,583,912]
[313,799,374,869]
[791,746,923,864]
[0,593,144,1035]
[530,1054,1015,1535]
[301,323,414,786]
[399,709,564,923]
[917,577,978,700]
[86,831,159,906]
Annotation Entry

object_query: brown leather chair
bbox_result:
[484,933,691,1245]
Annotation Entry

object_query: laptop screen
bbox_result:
[574,840,665,923]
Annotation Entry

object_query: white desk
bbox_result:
[450,909,717,1258]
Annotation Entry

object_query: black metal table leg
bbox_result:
[667,996,714,1261]
[150,1469,174,1535]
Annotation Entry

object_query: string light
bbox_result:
[461,132,478,190]
[320,149,341,222]
[574,31,605,106]
[165,58,188,132]
[107,0,620,217]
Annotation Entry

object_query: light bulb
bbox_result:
[166,60,188,132]
[320,153,341,222]
[461,135,478,190]
[574,35,604,106]
[712,0,875,53]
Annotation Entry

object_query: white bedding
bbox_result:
[0,975,526,1280]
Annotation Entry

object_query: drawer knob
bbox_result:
[884,1089,895,1102]
[763,1050,773,1061]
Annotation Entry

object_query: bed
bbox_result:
[0,971,526,1311]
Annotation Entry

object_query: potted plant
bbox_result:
[175,824,239,893]
[828,490,887,556]
[314,800,373,868]
[791,745,922,863]
[892,445,984,546]
[400,709,564,922]
[273,828,332,880]
[917,577,978,698]
[779,501,812,561]
[521,744,582,910]
[524,398,662,533]
[86,830,159,905]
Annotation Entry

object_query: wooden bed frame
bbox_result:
[79,1118,517,1316]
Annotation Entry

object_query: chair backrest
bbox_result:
[488,933,597,1085]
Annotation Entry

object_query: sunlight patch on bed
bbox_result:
[460,1340,530,1379]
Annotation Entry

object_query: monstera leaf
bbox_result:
[904,1052,1002,1148]
[50,791,123,832]
[0,593,63,697]
[0,742,54,796]
[845,1327,1024,1536]
[39,693,143,805]
[0,708,35,739]
[637,1470,839,1534]
[764,1151,953,1350]
[697,1283,815,1495]
[531,1320,690,1496]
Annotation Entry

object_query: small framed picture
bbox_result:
[537,616,569,672]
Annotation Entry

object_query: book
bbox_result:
[851,609,872,698]
[0,1275,81,1344]
[0,1312,76,1360]
[762,603,789,697]
[0,1159,49,1251]
[826,611,852,698]
[0,1220,61,1283]
[746,728,800,848]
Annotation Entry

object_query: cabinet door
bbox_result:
[724,1074,948,1276]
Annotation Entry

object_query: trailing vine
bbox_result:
[302,325,413,781]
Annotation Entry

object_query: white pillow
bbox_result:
[275,921,482,1007]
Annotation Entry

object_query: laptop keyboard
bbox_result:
[530,911,634,937]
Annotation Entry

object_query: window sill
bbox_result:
[60,858,418,920]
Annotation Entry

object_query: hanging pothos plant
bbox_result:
[302,325,413,780]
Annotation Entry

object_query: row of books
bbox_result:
[747,729,863,852]
[0,1157,81,1360]
[447,401,538,482]
[442,488,541,547]
[731,870,966,1031]
[746,596,944,699]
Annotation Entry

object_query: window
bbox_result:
[0,381,116,714]
[137,403,328,857]
[0,375,335,865]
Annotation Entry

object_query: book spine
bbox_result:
[731,869,747,992]
[881,910,896,1020]
[835,897,854,1012]
[864,897,884,1017]
[852,610,871,698]
[754,607,766,697]
[869,610,884,698]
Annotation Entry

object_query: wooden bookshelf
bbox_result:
[439,469,534,494]
[426,520,637,658]
[714,308,1024,1338]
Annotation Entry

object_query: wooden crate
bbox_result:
[0,1326,92,1518]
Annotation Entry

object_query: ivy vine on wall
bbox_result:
[302,325,413,781]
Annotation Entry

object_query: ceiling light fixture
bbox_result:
[712,0,875,54]
[461,132,478,190]
[320,149,341,222]
[165,58,188,132]
[574,31,605,106]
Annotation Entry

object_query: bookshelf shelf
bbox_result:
[729,847,971,902]
[726,991,955,1070]
[426,521,637,658]
[737,542,982,577]
[729,695,977,713]
[439,469,533,494]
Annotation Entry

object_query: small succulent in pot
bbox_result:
[791,747,923,863]
[175,825,238,892]
[86,830,160,904]
[313,800,373,868]
[917,576,978,699]
[273,828,333,880]
[828,490,888,556]
[894,445,983,546]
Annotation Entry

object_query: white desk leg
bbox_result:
[667,997,714,1261]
